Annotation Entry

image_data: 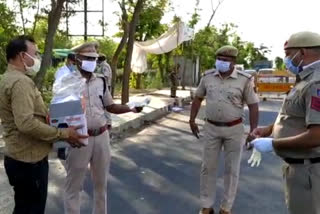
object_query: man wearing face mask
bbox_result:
[189,45,259,214]
[0,36,87,214]
[250,31,320,214]
[55,53,76,81]
[64,42,142,214]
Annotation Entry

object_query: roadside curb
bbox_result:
[0,92,193,154]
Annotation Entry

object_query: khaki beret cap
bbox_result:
[284,31,320,49]
[71,42,99,57]
[216,45,238,57]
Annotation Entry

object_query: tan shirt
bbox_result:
[0,64,69,163]
[273,61,320,158]
[196,69,258,122]
[97,61,112,86]
[84,73,114,130]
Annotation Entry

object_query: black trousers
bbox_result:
[4,156,49,214]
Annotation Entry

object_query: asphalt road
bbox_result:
[0,99,288,214]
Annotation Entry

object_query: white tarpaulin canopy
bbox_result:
[131,22,194,73]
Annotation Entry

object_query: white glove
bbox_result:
[251,137,274,153]
[248,148,262,167]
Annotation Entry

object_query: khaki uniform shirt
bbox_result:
[273,61,320,158]
[83,73,114,130]
[196,69,259,122]
[97,61,112,87]
[0,64,69,163]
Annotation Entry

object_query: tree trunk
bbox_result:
[181,58,187,90]
[157,55,165,84]
[136,73,141,89]
[206,0,224,28]
[34,0,66,90]
[18,0,26,34]
[164,52,171,76]
[121,0,144,104]
[110,0,129,97]
[31,0,40,36]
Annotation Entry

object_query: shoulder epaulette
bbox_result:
[238,70,252,79]
[203,69,216,76]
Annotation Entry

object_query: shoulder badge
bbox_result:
[238,70,252,79]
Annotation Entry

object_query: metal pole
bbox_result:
[84,0,88,41]
[66,1,69,36]
[102,0,105,37]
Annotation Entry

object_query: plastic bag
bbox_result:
[51,72,86,104]
[126,97,151,109]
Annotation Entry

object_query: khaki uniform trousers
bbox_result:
[64,131,111,214]
[283,163,320,214]
[200,122,244,211]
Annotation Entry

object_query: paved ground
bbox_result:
[0,99,288,214]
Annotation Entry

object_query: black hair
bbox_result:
[6,35,35,62]
[98,55,106,61]
[67,53,76,61]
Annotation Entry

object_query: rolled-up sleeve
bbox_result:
[244,78,259,105]
[103,88,114,107]
[11,80,69,142]
[195,77,206,98]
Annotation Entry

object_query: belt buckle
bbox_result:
[92,129,99,136]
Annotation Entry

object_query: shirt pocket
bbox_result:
[283,89,305,117]
[92,87,105,109]
[225,86,243,108]
[207,84,218,99]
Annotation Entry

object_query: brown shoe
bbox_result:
[219,209,231,214]
[199,208,214,214]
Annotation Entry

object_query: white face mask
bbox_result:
[23,52,41,75]
[215,59,231,73]
[81,60,97,72]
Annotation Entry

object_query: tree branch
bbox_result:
[206,0,224,28]
[31,0,40,35]
[17,0,26,34]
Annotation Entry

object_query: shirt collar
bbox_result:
[7,64,25,74]
[87,72,97,82]
[299,60,320,80]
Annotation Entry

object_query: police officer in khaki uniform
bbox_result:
[189,45,259,214]
[64,42,142,214]
[250,32,320,214]
[96,54,112,90]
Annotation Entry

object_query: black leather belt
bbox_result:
[88,124,109,136]
[206,118,242,127]
[284,157,320,164]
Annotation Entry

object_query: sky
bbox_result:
[7,0,320,60]
[102,0,320,60]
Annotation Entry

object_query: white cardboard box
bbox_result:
[49,100,88,149]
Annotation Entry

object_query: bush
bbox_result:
[147,71,163,89]
[41,65,60,106]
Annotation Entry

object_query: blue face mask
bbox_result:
[284,51,303,75]
[215,59,231,73]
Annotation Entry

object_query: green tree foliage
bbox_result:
[191,24,270,71]
[0,2,19,73]
[275,56,285,70]
[97,37,118,62]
